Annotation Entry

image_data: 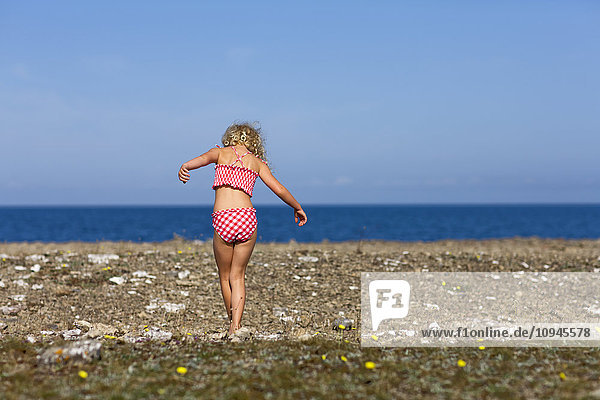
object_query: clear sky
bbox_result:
[1,1,598,205]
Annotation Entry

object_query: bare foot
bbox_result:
[227,326,251,342]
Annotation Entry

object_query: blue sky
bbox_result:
[1,1,598,205]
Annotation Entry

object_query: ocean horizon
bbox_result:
[1,203,599,243]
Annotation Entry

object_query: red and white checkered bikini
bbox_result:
[211,146,265,244]
[212,207,257,244]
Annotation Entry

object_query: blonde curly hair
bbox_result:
[221,121,267,163]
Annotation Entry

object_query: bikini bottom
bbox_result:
[212,207,257,244]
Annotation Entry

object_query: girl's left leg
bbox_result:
[213,230,235,323]
[228,229,257,335]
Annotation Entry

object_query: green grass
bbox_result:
[1,337,599,399]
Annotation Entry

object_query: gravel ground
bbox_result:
[1,237,599,344]
[1,238,600,399]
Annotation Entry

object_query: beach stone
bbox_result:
[272,307,288,317]
[290,327,313,341]
[38,339,102,365]
[88,254,119,264]
[590,387,600,399]
[296,333,313,341]
[1,305,23,315]
[74,320,93,330]
[332,317,353,331]
[0,322,7,330]
[144,327,173,342]
[209,331,228,341]
[298,256,319,263]
[109,276,125,285]
[84,323,118,339]
[62,328,82,340]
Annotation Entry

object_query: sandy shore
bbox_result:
[1,237,599,343]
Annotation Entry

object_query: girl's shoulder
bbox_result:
[252,153,268,166]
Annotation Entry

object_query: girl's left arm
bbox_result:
[178,148,220,184]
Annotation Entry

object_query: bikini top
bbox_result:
[212,146,265,197]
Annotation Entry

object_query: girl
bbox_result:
[178,122,307,340]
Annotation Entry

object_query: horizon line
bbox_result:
[1,202,599,208]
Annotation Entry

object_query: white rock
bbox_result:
[1,305,22,315]
[584,305,600,315]
[26,254,49,263]
[349,286,359,290]
[144,327,173,341]
[88,254,119,264]
[39,340,101,363]
[109,276,125,285]
[132,270,156,278]
[12,280,28,287]
[177,270,190,280]
[31,264,41,272]
[62,328,82,340]
[26,335,37,343]
[32,284,44,290]
[428,322,440,330]
[298,256,319,262]
[11,294,26,301]
[161,303,185,312]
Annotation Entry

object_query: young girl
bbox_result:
[178,122,307,340]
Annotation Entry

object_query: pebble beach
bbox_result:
[1,237,599,343]
[2,237,600,399]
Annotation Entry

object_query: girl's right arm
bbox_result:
[178,147,220,184]
[258,163,307,226]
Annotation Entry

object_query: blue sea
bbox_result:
[0,204,598,243]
